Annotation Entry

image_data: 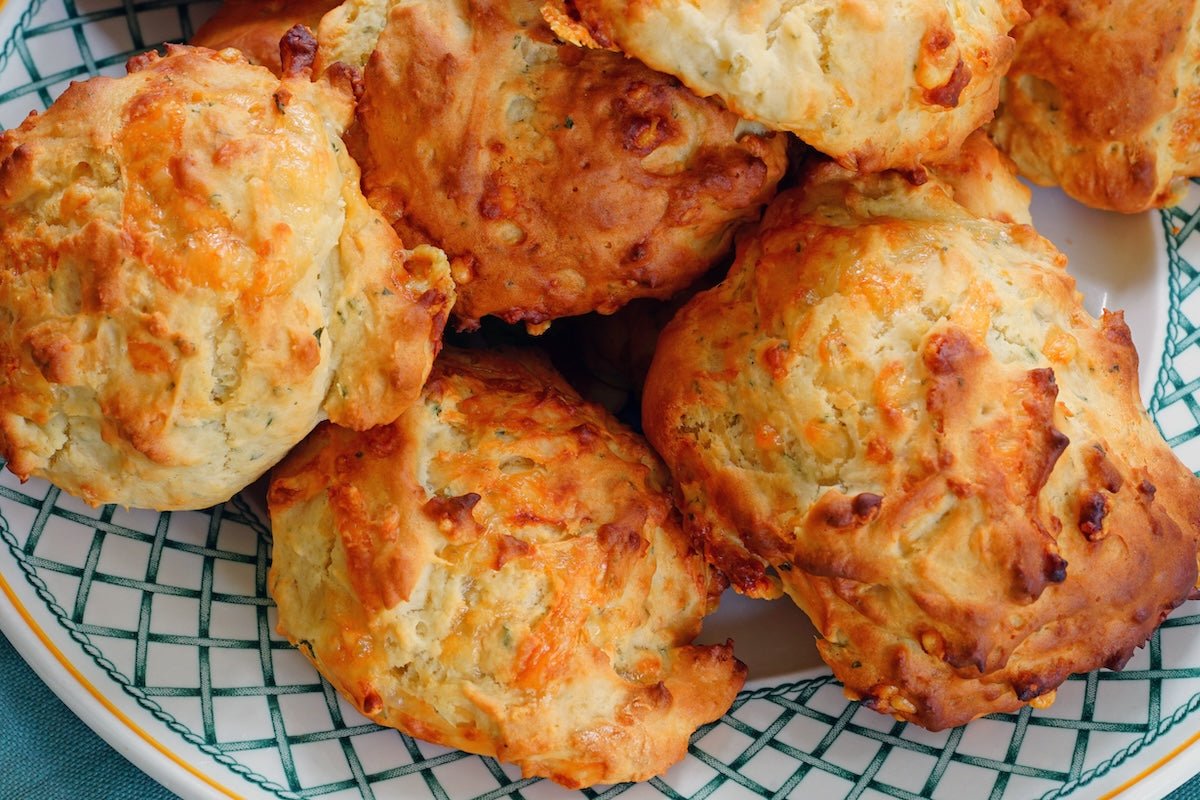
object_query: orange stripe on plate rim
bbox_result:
[2,525,1197,798]
[1099,727,1200,799]
[0,569,242,799]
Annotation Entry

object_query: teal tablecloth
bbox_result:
[2,628,1199,800]
[1174,774,1200,800]
[0,632,178,800]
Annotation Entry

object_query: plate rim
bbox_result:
[6,479,1200,800]
[0,1,1199,797]
[0,549,240,800]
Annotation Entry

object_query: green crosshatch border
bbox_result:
[2,3,1200,799]
[3,474,1200,800]
[0,0,209,114]
[1152,195,1200,457]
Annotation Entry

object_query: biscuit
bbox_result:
[555,0,1026,171]
[191,0,341,75]
[345,0,788,330]
[267,347,744,787]
[313,0,394,71]
[642,142,1200,730]
[923,130,1031,226]
[990,0,1200,213]
[0,42,453,510]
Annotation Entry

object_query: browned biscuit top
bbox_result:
[350,0,787,330]
[558,0,1026,171]
[991,0,1200,212]
[643,144,1200,729]
[0,43,452,509]
[267,347,744,787]
[191,0,342,74]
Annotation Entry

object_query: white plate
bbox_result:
[2,3,1200,798]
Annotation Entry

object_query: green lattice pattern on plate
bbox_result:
[0,0,220,128]
[2,1,1200,798]
[1153,193,1200,455]
[2,471,1200,800]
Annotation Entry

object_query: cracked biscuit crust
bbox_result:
[267,347,744,788]
[558,0,1026,171]
[0,43,452,510]
[349,0,788,330]
[990,0,1200,213]
[642,144,1200,730]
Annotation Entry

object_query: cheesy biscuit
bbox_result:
[344,0,787,330]
[643,140,1200,730]
[268,347,744,786]
[0,41,453,509]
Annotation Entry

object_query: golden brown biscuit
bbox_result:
[554,0,1026,171]
[267,347,744,787]
[924,130,1032,226]
[990,0,1200,213]
[642,143,1200,730]
[191,0,341,75]
[0,42,453,510]
[313,0,394,70]
[347,0,788,330]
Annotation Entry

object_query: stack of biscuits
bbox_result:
[2,0,1199,786]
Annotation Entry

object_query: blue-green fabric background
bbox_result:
[1,632,178,800]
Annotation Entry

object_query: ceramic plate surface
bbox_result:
[2,3,1200,799]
